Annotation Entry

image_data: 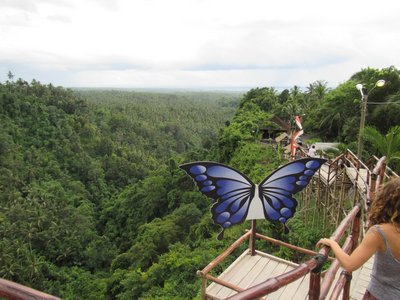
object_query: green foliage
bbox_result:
[2,67,400,299]
[0,78,238,298]
[307,80,360,142]
[229,143,283,182]
[306,67,400,142]
[363,125,400,169]
[216,90,272,162]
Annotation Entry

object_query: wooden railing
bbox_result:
[371,155,398,179]
[226,204,361,300]
[318,204,361,300]
[197,222,335,300]
[197,230,252,298]
[342,150,371,213]
[0,278,60,300]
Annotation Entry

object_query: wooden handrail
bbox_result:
[373,155,399,179]
[342,151,372,210]
[319,236,353,299]
[344,157,369,188]
[372,156,386,175]
[327,204,361,244]
[345,149,369,170]
[329,270,352,300]
[0,278,60,300]
[226,257,320,300]
[330,153,345,166]
[204,274,244,293]
[254,233,335,261]
[197,230,251,276]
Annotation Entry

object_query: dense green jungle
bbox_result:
[1,66,400,299]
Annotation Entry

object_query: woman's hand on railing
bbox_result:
[317,238,336,248]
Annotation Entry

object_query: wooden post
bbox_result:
[250,220,257,256]
[342,271,352,300]
[379,162,386,186]
[337,170,346,227]
[308,254,326,300]
[369,172,377,208]
[200,274,207,300]
[290,130,295,160]
[309,272,321,300]
[352,208,361,250]
[341,207,361,300]
[305,185,309,227]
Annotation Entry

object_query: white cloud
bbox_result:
[1,0,400,88]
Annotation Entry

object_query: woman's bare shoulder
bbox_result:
[373,223,400,254]
[377,223,400,232]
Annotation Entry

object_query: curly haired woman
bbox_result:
[317,177,400,300]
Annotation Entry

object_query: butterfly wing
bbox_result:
[258,158,326,225]
[180,161,255,239]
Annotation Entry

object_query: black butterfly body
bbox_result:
[180,158,326,239]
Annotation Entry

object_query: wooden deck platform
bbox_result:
[206,250,373,300]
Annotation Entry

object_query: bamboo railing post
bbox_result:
[309,272,321,300]
[318,167,322,227]
[341,204,361,300]
[319,236,353,299]
[369,172,377,208]
[250,220,257,256]
[341,271,352,300]
[198,272,207,300]
[328,270,352,300]
[379,162,386,186]
[352,208,361,250]
[337,174,345,227]
[308,254,327,300]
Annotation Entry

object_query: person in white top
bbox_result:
[308,145,316,157]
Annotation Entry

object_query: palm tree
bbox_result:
[362,125,400,166]
[306,80,329,102]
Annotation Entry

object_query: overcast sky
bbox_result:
[1,0,399,89]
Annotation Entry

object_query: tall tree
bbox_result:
[7,71,14,81]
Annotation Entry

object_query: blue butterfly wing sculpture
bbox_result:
[258,158,327,232]
[180,158,326,239]
[180,162,255,240]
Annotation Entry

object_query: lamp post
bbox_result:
[356,79,385,159]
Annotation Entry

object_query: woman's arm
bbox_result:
[317,227,382,272]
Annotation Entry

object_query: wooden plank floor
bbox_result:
[206,251,374,300]
[318,164,337,186]
[345,167,369,194]
[206,251,306,300]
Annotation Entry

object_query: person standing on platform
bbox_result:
[317,177,400,300]
[308,145,317,157]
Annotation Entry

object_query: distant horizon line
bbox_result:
[1,77,317,92]
[70,85,300,93]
